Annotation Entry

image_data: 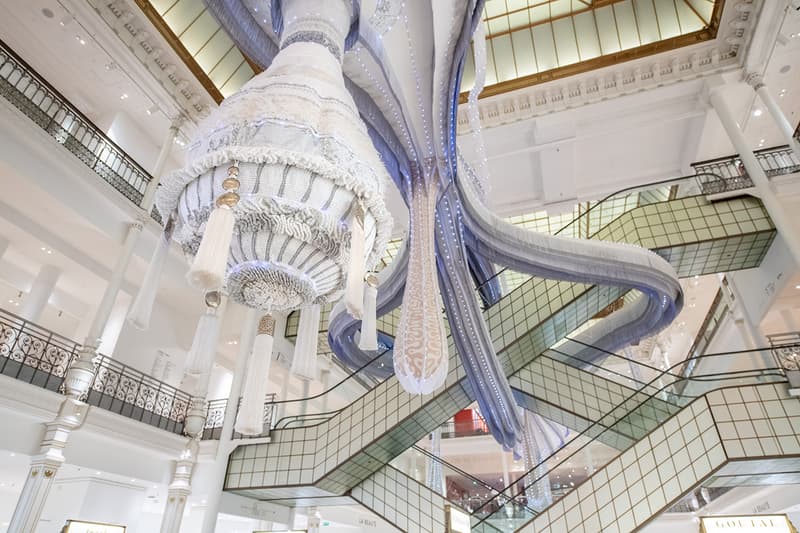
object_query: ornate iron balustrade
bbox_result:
[0,39,159,219]
[84,353,191,434]
[202,394,277,440]
[692,145,800,195]
[767,332,800,389]
[0,307,191,434]
[0,308,79,392]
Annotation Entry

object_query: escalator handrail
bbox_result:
[470,345,793,523]
[473,172,721,300]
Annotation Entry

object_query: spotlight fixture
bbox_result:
[146,104,159,116]
[75,35,86,45]
[753,109,762,117]
[120,93,129,100]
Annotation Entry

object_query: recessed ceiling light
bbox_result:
[59,15,72,26]
[795,284,800,289]
[146,104,159,115]
[41,8,54,18]
[75,35,86,45]
[120,94,129,100]
[753,109,762,117]
[95,471,101,475]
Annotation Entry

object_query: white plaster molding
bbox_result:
[457,0,761,134]
[69,0,215,133]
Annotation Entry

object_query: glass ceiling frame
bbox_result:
[461,0,725,99]
[135,0,724,105]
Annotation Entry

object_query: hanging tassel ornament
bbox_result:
[127,216,175,330]
[291,304,321,381]
[345,201,366,319]
[235,314,275,436]
[358,272,379,351]
[184,291,223,376]
[186,163,240,291]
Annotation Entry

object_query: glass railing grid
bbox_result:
[470,349,790,530]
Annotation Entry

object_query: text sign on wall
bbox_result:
[64,520,126,533]
[700,515,798,533]
[446,504,471,533]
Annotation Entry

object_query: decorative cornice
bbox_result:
[457,0,759,133]
[91,0,215,126]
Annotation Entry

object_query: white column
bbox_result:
[200,308,259,533]
[18,264,61,322]
[709,88,800,266]
[746,73,800,160]
[63,119,180,399]
[159,440,199,533]
[8,399,87,532]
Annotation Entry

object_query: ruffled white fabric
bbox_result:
[155,38,393,312]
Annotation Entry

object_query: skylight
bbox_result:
[461,0,723,97]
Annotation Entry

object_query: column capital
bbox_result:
[744,72,766,91]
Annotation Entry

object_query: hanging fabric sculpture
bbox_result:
[394,178,448,394]
[426,428,445,495]
[184,292,224,376]
[358,272,379,351]
[515,411,569,511]
[153,0,393,418]
[291,304,321,381]
[155,0,392,319]
[127,217,175,330]
[235,314,275,435]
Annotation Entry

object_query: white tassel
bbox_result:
[186,164,240,291]
[186,206,234,291]
[291,304,320,380]
[127,217,174,330]
[184,294,223,376]
[235,314,275,436]
[345,201,366,319]
[358,273,378,351]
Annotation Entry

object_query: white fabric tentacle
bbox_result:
[235,314,276,436]
[358,279,379,351]
[127,218,174,330]
[291,304,321,381]
[185,306,223,376]
[345,203,366,319]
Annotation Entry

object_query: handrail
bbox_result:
[469,345,791,525]
[0,38,157,213]
[202,394,277,440]
[473,171,711,301]
[0,307,192,435]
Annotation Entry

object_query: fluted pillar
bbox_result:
[19,264,61,322]
[64,118,180,399]
[746,72,800,160]
[159,440,199,533]
[8,399,87,532]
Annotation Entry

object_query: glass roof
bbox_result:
[138,0,722,103]
[142,0,254,101]
[461,0,723,96]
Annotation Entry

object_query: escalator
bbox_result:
[223,174,777,505]
[350,345,798,532]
